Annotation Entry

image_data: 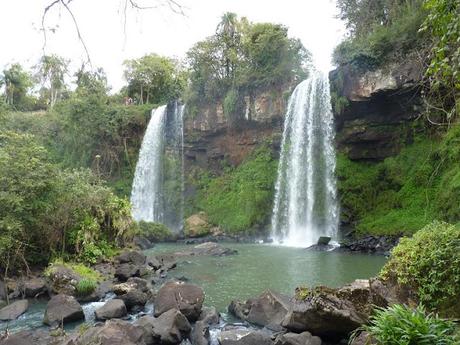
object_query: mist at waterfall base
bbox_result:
[130,103,185,232]
[271,71,339,247]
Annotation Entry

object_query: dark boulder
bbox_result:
[116,290,148,310]
[135,309,191,345]
[339,236,399,255]
[134,236,154,250]
[116,250,146,265]
[199,306,220,325]
[0,329,64,345]
[95,299,127,320]
[0,300,28,321]
[114,263,141,282]
[23,278,47,298]
[46,265,80,295]
[154,281,205,321]
[43,294,84,326]
[282,280,391,339]
[190,320,210,345]
[317,237,331,246]
[229,290,292,328]
[218,330,273,345]
[274,332,322,345]
[64,319,145,345]
[113,277,149,295]
[175,242,237,257]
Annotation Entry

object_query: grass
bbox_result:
[45,259,102,282]
[75,279,97,297]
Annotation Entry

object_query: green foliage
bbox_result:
[75,279,97,297]
[354,304,458,345]
[0,129,136,272]
[0,63,34,110]
[421,0,460,119]
[135,221,173,242]
[337,136,438,235]
[186,14,310,110]
[196,145,278,233]
[123,53,186,104]
[223,88,239,119]
[381,221,460,316]
[0,131,57,269]
[333,2,426,68]
[35,55,69,107]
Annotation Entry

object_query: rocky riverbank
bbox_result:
[0,241,403,345]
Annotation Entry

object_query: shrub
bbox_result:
[136,221,173,242]
[381,221,460,316]
[75,279,97,297]
[353,304,458,345]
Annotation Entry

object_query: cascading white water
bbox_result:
[271,71,339,247]
[131,105,167,223]
[130,103,185,231]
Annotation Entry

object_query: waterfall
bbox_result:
[271,71,339,247]
[130,102,185,232]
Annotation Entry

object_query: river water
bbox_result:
[0,243,386,334]
[148,243,386,311]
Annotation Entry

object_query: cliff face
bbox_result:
[330,59,424,160]
[183,84,292,173]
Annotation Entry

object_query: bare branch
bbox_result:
[59,0,92,65]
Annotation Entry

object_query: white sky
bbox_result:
[0,0,345,92]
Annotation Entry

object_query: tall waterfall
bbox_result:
[271,71,339,247]
[131,103,185,232]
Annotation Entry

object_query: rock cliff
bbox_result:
[330,59,424,160]
[183,84,292,173]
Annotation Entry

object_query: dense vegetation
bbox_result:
[334,0,459,119]
[0,130,134,272]
[185,13,310,119]
[191,145,278,233]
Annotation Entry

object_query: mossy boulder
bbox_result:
[184,212,211,238]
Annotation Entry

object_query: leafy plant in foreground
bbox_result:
[352,304,458,345]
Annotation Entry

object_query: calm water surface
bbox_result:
[0,243,386,333]
[148,243,387,311]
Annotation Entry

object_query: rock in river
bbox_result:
[274,332,322,345]
[0,300,28,321]
[154,281,205,321]
[43,294,84,326]
[95,299,127,320]
[229,290,292,329]
[63,319,145,345]
[135,309,191,345]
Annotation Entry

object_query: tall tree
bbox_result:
[216,12,241,79]
[0,64,32,107]
[36,55,69,107]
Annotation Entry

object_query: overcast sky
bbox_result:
[0,0,345,91]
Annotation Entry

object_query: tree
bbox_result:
[75,66,109,97]
[35,55,69,107]
[216,12,241,79]
[0,64,33,107]
[123,54,185,104]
